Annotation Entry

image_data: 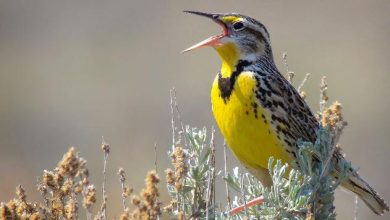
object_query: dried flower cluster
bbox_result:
[322,101,345,127]
[119,208,131,220]
[1,147,94,219]
[129,171,161,220]
[83,185,96,211]
[64,199,77,219]
[161,199,176,214]
[318,77,348,145]
[40,147,93,219]
[0,185,40,219]
[166,147,187,192]
[58,147,88,178]
[300,91,307,99]
[0,143,166,220]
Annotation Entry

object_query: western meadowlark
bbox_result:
[184,11,389,215]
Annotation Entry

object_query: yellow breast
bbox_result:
[211,72,292,170]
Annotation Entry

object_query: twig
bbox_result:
[206,127,216,218]
[240,174,249,218]
[100,136,110,220]
[282,52,295,83]
[205,170,211,220]
[118,168,127,211]
[297,73,311,92]
[227,197,265,216]
[319,76,328,114]
[170,89,176,152]
[223,141,232,210]
[320,143,336,179]
[354,195,359,220]
[154,143,158,172]
[171,88,188,147]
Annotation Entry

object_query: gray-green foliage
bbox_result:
[296,127,352,220]
[222,158,310,220]
[166,126,217,219]
[166,125,350,220]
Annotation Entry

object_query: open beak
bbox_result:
[182,11,228,52]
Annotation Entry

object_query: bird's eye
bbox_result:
[232,21,245,31]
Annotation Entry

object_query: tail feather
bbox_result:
[341,172,389,215]
[332,150,388,215]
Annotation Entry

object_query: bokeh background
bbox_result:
[0,0,389,219]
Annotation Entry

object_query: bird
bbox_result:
[183,11,389,215]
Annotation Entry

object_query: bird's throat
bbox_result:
[215,43,240,78]
[214,43,253,102]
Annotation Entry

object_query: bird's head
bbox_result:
[184,11,273,72]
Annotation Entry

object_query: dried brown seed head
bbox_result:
[83,185,96,209]
[165,169,175,185]
[65,199,77,220]
[131,196,141,206]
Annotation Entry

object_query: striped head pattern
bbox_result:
[183,11,273,62]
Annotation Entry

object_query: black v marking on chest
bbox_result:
[218,60,252,103]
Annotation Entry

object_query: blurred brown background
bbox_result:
[0,0,389,219]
